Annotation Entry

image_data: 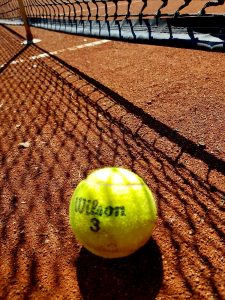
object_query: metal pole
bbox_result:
[17,0,33,43]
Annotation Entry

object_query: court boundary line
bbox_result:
[0,39,110,68]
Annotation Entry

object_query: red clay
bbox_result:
[0,14,225,300]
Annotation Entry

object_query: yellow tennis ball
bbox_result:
[69,167,157,258]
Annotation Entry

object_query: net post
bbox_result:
[17,0,33,43]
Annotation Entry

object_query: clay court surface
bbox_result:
[0,5,225,299]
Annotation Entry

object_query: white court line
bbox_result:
[0,39,111,68]
[29,39,110,60]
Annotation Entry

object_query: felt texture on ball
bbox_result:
[69,167,157,258]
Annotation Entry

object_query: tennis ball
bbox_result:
[69,167,157,258]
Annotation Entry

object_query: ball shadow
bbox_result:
[76,239,163,300]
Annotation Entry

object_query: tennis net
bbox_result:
[0,1,225,50]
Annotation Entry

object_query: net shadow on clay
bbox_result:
[0,25,224,299]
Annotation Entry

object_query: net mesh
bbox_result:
[0,1,225,50]
[1,0,225,21]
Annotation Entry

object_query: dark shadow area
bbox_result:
[0,26,28,71]
[77,239,163,300]
[0,45,29,74]
[0,24,224,299]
